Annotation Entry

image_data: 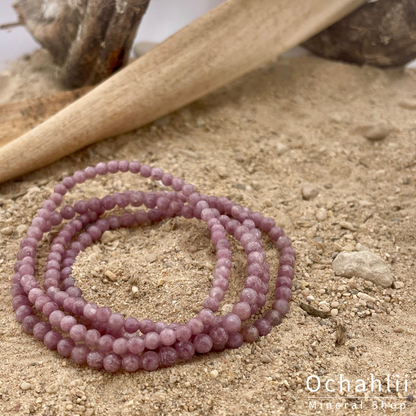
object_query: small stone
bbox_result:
[320,304,330,313]
[339,221,356,231]
[399,99,416,110]
[357,292,375,302]
[169,376,177,384]
[393,281,404,289]
[21,382,31,390]
[17,224,28,236]
[131,286,139,295]
[331,309,339,317]
[260,355,272,363]
[332,251,393,288]
[145,253,157,263]
[316,208,327,221]
[394,327,405,333]
[355,243,370,252]
[157,278,166,287]
[276,142,289,155]
[356,120,390,141]
[0,227,12,236]
[209,370,219,379]
[302,184,319,201]
[216,166,228,179]
[331,301,340,308]
[104,270,117,282]
[341,244,355,252]
[101,231,117,244]
[46,383,59,393]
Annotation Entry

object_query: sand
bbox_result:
[0,49,416,415]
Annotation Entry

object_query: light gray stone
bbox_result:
[332,251,393,288]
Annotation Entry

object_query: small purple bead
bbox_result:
[193,334,213,354]
[140,165,152,178]
[70,324,87,342]
[272,299,290,316]
[223,313,241,332]
[113,338,129,355]
[83,329,100,347]
[226,332,244,349]
[159,347,178,367]
[96,307,112,323]
[22,315,40,334]
[98,335,115,353]
[87,350,105,369]
[124,317,140,333]
[145,332,160,350]
[33,322,52,341]
[122,354,141,372]
[44,330,63,350]
[71,345,90,365]
[175,325,192,342]
[142,351,160,371]
[241,324,259,343]
[103,353,122,373]
[60,315,77,332]
[95,162,108,175]
[108,313,125,331]
[176,341,195,360]
[127,336,145,354]
[160,328,176,346]
[57,338,75,357]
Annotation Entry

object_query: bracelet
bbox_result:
[11,161,295,372]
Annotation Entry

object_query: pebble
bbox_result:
[145,253,157,263]
[357,292,375,302]
[216,166,228,179]
[20,382,32,390]
[339,221,356,231]
[260,355,272,363]
[341,244,355,252]
[332,251,393,288]
[17,224,28,236]
[355,243,370,252]
[0,226,12,235]
[209,370,219,379]
[131,286,139,295]
[331,309,339,317]
[101,231,118,244]
[399,99,416,110]
[356,120,390,141]
[393,281,404,289]
[320,304,330,313]
[316,208,327,221]
[276,142,289,155]
[302,184,319,201]
[104,270,117,282]
[394,327,405,333]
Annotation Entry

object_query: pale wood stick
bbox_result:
[0,0,366,184]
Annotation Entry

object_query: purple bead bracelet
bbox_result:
[11,161,296,372]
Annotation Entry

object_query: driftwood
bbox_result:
[0,87,92,149]
[14,0,150,88]
[303,0,416,67]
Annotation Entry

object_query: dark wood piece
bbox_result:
[303,0,416,67]
[14,0,151,88]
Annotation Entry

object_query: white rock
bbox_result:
[276,142,289,155]
[17,224,28,236]
[316,208,327,221]
[209,370,219,379]
[0,227,12,235]
[101,231,117,244]
[399,99,416,110]
[302,184,319,201]
[356,120,390,141]
[357,292,375,302]
[21,382,32,390]
[393,281,404,289]
[332,251,393,288]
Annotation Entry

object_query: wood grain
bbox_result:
[0,88,91,149]
[0,0,366,184]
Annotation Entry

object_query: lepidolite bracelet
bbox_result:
[11,161,295,372]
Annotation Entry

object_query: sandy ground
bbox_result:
[0,49,416,416]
